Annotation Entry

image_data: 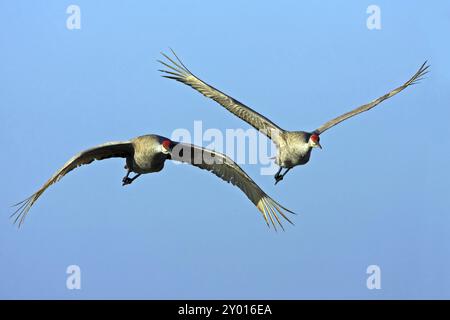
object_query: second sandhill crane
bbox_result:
[159,50,429,184]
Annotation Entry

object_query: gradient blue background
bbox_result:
[1,1,449,299]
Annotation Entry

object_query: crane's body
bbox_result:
[276,131,313,168]
[127,135,167,174]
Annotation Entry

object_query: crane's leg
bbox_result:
[274,167,283,184]
[122,170,142,186]
[274,167,282,178]
[274,168,291,185]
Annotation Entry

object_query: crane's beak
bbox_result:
[317,142,322,149]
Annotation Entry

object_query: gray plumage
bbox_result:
[159,50,429,184]
[12,134,294,230]
[158,51,284,143]
[313,61,429,135]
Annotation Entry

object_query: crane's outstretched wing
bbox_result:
[12,141,134,226]
[159,49,285,144]
[169,142,295,230]
[314,62,429,135]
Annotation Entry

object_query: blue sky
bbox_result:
[1,1,449,299]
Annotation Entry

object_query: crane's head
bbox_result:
[161,139,172,154]
[309,133,322,149]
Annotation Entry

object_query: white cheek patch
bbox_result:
[160,145,169,154]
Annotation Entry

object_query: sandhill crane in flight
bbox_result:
[159,50,429,184]
[12,134,294,229]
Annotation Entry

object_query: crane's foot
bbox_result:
[122,173,141,186]
[274,167,291,185]
[122,177,133,186]
[274,174,284,185]
[274,167,283,185]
